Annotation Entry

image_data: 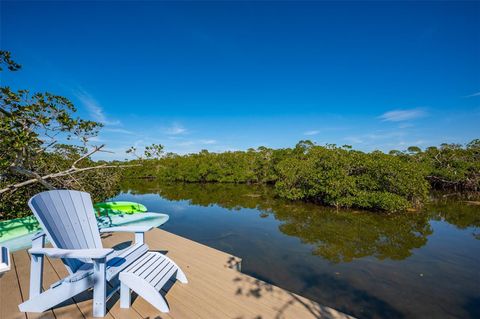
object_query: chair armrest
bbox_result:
[29,247,113,260]
[32,231,46,249]
[100,226,153,245]
[99,226,153,233]
[32,231,46,241]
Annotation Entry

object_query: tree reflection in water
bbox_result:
[118,179,480,319]
[120,180,445,263]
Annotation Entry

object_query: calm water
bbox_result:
[112,180,480,319]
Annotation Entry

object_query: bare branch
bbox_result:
[36,139,58,154]
[9,165,55,190]
[72,144,105,169]
[0,163,140,195]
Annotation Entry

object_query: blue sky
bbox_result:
[1,1,479,160]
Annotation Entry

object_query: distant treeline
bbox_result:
[122,139,480,212]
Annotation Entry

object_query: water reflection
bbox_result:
[274,206,431,263]
[426,194,480,239]
[117,180,480,319]
[122,180,438,263]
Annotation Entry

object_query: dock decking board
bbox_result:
[0,252,26,319]
[1,228,353,319]
[12,250,56,319]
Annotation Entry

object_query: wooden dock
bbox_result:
[1,228,353,319]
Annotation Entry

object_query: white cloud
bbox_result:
[165,123,187,135]
[88,136,104,142]
[177,141,194,146]
[465,91,480,98]
[177,139,217,147]
[378,108,427,122]
[74,89,120,126]
[200,139,217,145]
[398,123,414,129]
[343,130,407,147]
[304,130,320,136]
[343,136,364,144]
[103,127,135,135]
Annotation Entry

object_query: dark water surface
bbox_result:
[112,180,480,319]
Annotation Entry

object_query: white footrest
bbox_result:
[119,251,187,312]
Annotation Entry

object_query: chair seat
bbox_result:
[119,251,187,312]
[51,243,149,287]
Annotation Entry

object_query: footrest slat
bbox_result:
[119,251,188,313]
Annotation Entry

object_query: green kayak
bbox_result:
[2,212,169,252]
[94,201,148,216]
[0,215,41,242]
[0,201,147,243]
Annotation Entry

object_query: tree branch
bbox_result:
[0,163,139,195]
[9,165,55,190]
[1,144,138,195]
[72,144,105,168]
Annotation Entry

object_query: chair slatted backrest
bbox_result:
[28,190,103,274]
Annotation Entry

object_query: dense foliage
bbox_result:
[391,140,480,191]
[123,139,479,212]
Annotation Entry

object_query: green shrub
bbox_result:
[274,145,429,211]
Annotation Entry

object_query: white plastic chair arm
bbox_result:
[29,247,113,259]
[100,226,153,245]
[99,226,153,233]
[32,231,46,241]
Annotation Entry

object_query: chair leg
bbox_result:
[29,232,46,298]
[19,277,94,313]
[29,254,44,297]
[120,282,131,308]
[93,258,107,317]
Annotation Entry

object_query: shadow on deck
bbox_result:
[0,228,354,319]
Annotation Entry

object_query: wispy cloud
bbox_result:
[343,136,364,144]
[200,139,217,145]
[378,108,427,122]
[177,141,194,146]
[88,136,104,142]
[103,127,135,135]
[177,139,217,147]
[74,88,120,126]
[398,123,414,129]
[343,130,407,145]
[465,91,480,98]
[165,123,187,135]
[304,130,320,136]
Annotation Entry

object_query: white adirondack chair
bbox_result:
[0,246,11,277]
[18,190,187,317]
